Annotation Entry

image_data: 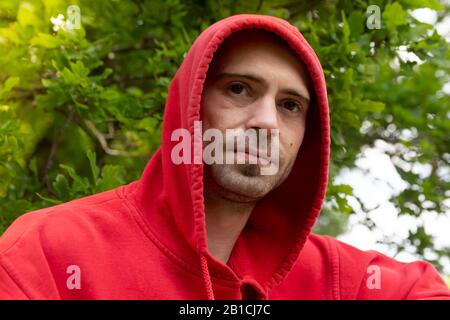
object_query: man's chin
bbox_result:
[235,163,261,177]
[204,164,276,203]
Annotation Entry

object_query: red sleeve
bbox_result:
[0,211,61,300]
[334,238,450,299]
[403,261,450,300]
[0,263,29,299]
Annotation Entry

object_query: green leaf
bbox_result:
[400,0,444,10]
[0,77,20,100]
[60,61,90,87]
[334,184,354,195]
[31,33,60,48]
[96,165,125,192]
[17,2,41,28]
[383,3,408,34]
[36,193,63,205]
[86,150,100,185]
[59,164,90,193]
[2,77,20,92]
[70,61,90,79]
[348,11,365,39]
[52,174,71,199]
[354,99,386,113]
[28,157,38,177]
[341,11,350,46]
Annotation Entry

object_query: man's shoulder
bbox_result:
[306,233,391,262]
[301,233,450,299]
[306,233,425,265]
[0,183,149,299]
[305,233,443,279]
[0,185,130,256]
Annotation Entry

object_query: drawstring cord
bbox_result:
[200,255,215,300]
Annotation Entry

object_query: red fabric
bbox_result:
[1,14,449,300]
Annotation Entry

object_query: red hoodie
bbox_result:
[1,14,449,300]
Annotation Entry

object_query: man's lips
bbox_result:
[233,150,270,165]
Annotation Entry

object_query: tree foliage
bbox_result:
[0,0,449,273]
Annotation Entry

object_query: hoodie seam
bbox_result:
[262,210,320,291]
[0,258,32,299]
[325,236,341,300]
[117,187,240,288]
[118,188,200,277]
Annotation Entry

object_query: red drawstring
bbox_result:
[200,255,215,300]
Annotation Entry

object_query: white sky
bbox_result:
[335,8,450,280]
[336,142,450,277]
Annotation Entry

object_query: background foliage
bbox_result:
[0,0,449,279]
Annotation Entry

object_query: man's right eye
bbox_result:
[229,82,246,95]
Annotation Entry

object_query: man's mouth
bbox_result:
[234,150,270,165]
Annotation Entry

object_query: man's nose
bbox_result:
[245,95,278,130]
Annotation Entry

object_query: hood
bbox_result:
[131,14,330,299]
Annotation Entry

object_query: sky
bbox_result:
[335,7,450,280]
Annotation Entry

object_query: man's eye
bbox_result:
[229,83,246,95]
[281,100,301,112]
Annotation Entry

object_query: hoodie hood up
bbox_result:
[129,14,330,299]
[2,13,449,301]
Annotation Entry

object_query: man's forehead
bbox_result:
[207,29,312,96]
[214,29,298,61]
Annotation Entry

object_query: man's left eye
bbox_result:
[281,100,301,112]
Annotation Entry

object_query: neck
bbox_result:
[204,191,255,264]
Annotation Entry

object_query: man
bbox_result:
[0,14,449,299]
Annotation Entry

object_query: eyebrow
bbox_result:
[214,72,311,104]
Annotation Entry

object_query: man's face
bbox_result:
[201,30,311,203]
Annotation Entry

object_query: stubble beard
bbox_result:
[203,155,295,204]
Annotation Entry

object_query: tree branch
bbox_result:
[83,119,140,157]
